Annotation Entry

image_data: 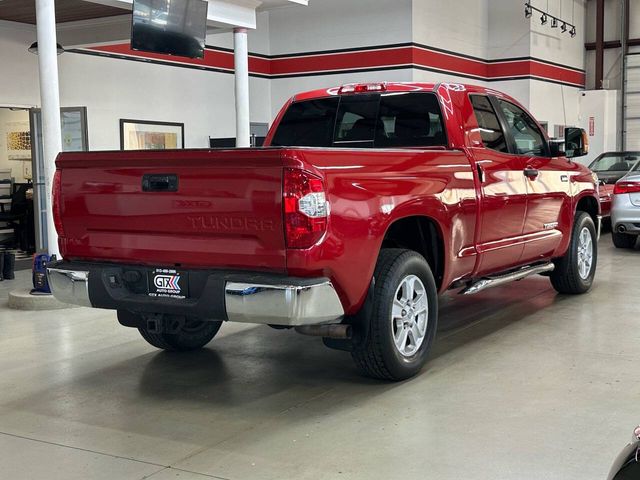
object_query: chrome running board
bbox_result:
[460,263,555,295]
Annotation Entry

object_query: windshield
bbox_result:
[589,153,640,173]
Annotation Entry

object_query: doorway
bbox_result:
[0,106,35,265]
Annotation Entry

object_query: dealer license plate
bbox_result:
[148,268,189,299]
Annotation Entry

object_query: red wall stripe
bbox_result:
[270,47,413,75]
[413,47,487,78]
[83,42,585,88]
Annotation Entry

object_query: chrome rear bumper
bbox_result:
[47,264,344,326]
[225,281,344,326]
[46,268,91,307]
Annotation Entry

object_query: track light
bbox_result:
[524,3,532,18]
[523,2,576,38]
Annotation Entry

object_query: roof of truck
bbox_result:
[292,82,503,102]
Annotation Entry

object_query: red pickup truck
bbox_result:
[48,82,600,381]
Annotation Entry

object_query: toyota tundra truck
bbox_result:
[47,82,600,381]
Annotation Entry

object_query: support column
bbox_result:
[35,0,62,257]
[233,27,250,148]
[595,0,605,89]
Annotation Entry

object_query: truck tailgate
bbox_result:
[56,149,286,271]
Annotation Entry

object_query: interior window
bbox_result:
[375,93,446,147]
[469,95,508,153]
[496,99,547,156]
[271,98,339,147]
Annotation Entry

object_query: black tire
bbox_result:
[550,212,597,294]
[612,231,637,249]
[351,249,438,381]
[139,317,222,351]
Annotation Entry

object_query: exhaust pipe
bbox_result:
[618,225,627,233]
[295,324,352,339]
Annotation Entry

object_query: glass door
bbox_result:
[30,107,88,251]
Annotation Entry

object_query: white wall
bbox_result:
[269,0,412,54]
[487,0,530,59]
[413,0,488,58]
[577,89,618,165]
[0,21,40,108]
[528,80,581,132]
[529,0,586,70]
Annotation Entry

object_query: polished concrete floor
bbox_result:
[0,233,638,480]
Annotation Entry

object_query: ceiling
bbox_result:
[0,0,129,25]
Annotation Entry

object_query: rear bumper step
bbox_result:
[47,261,344,327]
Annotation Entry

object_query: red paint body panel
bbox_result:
[598,184,613,218]
[56,83,599,317]
[57,150,287,272]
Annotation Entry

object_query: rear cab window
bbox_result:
[271,92,447,148]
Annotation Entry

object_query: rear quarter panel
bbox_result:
[280,148,478,315]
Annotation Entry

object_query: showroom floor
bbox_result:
[0,233,637,480]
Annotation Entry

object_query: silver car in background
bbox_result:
[611,162,640,249]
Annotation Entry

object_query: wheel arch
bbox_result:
[575,194,599,225]
[380,215,445,289]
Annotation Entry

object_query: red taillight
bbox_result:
[283,168,328,249]
[338,83,387,94]
[614,181,640,195]
[52,170,65,237]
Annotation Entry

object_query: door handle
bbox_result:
[523,167,539,179]
[142,174,179,192]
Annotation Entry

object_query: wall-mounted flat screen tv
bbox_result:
[131,0,207,59]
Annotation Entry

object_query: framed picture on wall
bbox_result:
[119,119,184,150]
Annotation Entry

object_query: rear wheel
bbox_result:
[550,212,597,294]
[351,249,438,381]
[612,231,637,249]
[139,317,222,351]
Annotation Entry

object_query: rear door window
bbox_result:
[470,95,509,153]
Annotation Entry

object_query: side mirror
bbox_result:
[564,127,589,158]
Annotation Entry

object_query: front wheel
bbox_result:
[139,317,222,351]
[351,249,438,381]
[550,212,597,294]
